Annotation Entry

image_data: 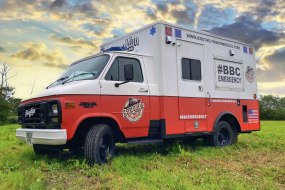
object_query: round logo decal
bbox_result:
[122,98,144,122]
[245,66,255,83]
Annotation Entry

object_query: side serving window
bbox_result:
[105,57,143,82]
[182,58,202,81]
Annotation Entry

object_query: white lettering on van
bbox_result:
[179,115,207,120]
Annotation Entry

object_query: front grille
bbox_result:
[20,104,43,124]
[18,100,61,129]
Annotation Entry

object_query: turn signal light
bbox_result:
[65,102,76,108]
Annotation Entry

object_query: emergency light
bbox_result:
[103,46,127,52]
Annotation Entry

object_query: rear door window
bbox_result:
[182,58,202,81]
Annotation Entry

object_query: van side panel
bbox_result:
[160,97,259,136]
[159,23,259,136]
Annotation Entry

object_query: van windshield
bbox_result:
[47,54,110,88]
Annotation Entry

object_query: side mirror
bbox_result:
[124,64,134,81]
[114,64,134,88]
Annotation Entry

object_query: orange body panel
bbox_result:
[21,95,260,141]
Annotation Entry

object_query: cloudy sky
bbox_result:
[0,0,284,99]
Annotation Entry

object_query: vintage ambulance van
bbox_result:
[16,21,259,164]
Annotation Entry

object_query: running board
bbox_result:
[127,139,163,145]
[185,132,211,136]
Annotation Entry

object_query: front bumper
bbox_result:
[16,128,67,145]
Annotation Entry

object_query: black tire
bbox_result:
[207,121,238,147]
[84,124,115,165]
[33,144,61,156]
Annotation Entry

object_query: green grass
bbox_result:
[0,121,284,190]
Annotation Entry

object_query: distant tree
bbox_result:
[259,95,285,120]
[9,98,22,115]
[0,97,10,125]
[0,63,21,125]
[0,63,15,99]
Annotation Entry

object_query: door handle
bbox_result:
[138,88,148,93]
[207,91,211,106]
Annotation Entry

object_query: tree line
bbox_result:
[259,95,285,120]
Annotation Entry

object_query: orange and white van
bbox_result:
[16,21,260,164]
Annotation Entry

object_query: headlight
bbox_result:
[48,101,61,124]
[51,104,58,115]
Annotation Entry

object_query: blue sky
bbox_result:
[0,0,284,98]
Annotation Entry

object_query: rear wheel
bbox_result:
[208,121,237,147]
[84,124,115,165]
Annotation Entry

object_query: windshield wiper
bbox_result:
[62,72,95,85]
[56,76,69,82]
[46,76,69,89]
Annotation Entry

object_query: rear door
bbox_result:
[99,54,150,138]
[176,40,208,132]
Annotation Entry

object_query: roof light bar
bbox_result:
[103,46,127,52]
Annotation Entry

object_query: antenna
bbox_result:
[31,78,36,95]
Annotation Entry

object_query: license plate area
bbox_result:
[26,132,33,144]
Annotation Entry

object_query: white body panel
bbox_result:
[99,54,150,96]
[100,21,257,100]
[177,40,205,98]
[33,21,256,100]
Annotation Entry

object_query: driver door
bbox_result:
[99,54,150,138]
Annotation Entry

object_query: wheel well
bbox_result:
[215,113,241,133]
[69,117,126,147]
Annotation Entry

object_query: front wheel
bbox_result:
[84,124,115,165]
[207,121,238,147]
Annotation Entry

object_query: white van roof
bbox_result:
[101,21,254,48]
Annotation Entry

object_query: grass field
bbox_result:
[0,121,284,190]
